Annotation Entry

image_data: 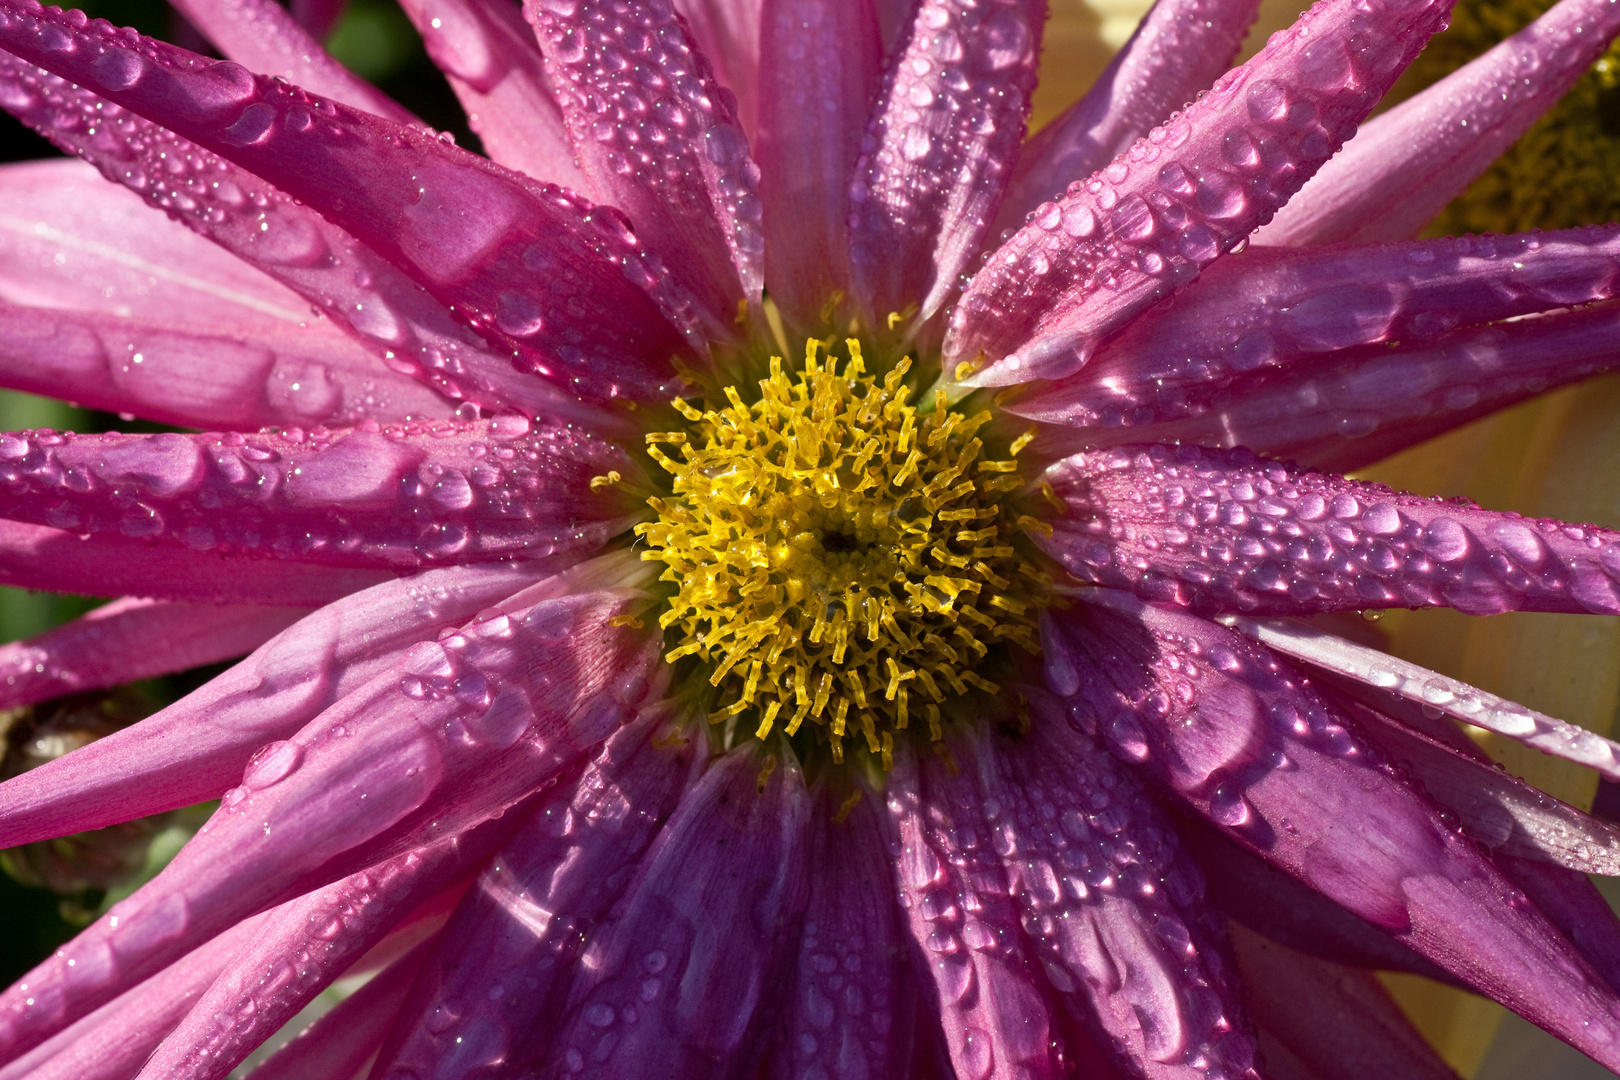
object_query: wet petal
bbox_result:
[997,0,1260,230]
[945,0,1452,384]
[523,0,765,331]
[847,0,1045,326]
[1497,854,1620,996]
[1041,442,1620,617]
[1257,0,1620,245]
[674,0,761,137]
[0,562,567,849]
[374,701,700,1078]
[0,596,308,710]
[0,419,641,570]
[542,746,810,1078]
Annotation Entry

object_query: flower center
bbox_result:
[635,340,1046,766]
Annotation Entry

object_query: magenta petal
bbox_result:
[374,701,699,1078]
[0,518,391,604]
[0,419,640,569]
[0,597,307,710]
[944,0,1452,385]
[1041,442,1620,617]
[1497,855,1620,997]
[756,0,881,331]
[674,0,761,137]
[541,746,810,1077]
[167,0,414,122]
[847,0,1046,327]
[0,576,663,1058]
[1256,0,1620,245]
[522,0,765,332]
[395,0,592,192]
[1045,595,1620,1067]
[996,0,1260,231]
[0,11,699,402]
[996,700,1260,1080]
[768,783,916,1080]
[886,733,1068,1079]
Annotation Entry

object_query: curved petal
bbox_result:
[995,0,1260,232]
[674,0,761,138]
[0,15,700,402]
[539,746,811,1078]
[167,0,414,122]
[0,418,641,570]
[372,701,700,1079]
[847,0,1046,327]
[1255,0,1620,246]
[522,0,765,332]
[0,577,664,1059]
[1044,594,1620,1068]
[395,0,593,192]
[944,0,1453,385]
[1497,855,1620,996]
[1040,442,1620,617]
[0,597,308,710]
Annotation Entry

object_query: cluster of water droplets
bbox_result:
[1043,442,1620,617]
[0,415,637,567]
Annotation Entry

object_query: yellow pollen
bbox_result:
[634,339,1043,761]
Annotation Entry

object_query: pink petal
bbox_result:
[755,0,882,332]
[0,559,587,850]
[1228,614,1620,781]
[0,914,269,1080]
[847,0,1046,327]
[372,700,699,1078]
[0,518,392,605]
[541,746,810,1077]
[996,702,1260,1079]
[522,0,765,333]
[1040,442,1620,617]
[1498,855,1620,996]
[1012,226,1620,434]
[395,0,593,192]
[768,783,917,1080]
[1046,594,1620,1067]
[886,734,1068,1079]
[0,11,700,402]
[138,828,508,1080]
[0,418,641,569]
[944,0,1452,385]
[0,596,308,710]
[674,0,761,138]
[0,572,663,1058]
[167,0,414,122]
[1255,0,1620,245]
[289,0,346,38]
[995,0,1260,231]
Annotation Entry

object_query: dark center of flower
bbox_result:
[635,339,1047,766]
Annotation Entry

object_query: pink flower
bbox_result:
[0,0,1618,1075]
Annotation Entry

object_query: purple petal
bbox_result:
[1498,854,1620,997]
[847,0,1046,326]
[0,597,307,710]
[541,746,810,1077]
[1228,924,1462,1080]
[0,10,699,402]
[0,518,391,605]
[373,701,700,1078]
[768,784,917,1080]
[995,0,1260,231]
[522,0,765,332]
[996,700,1260,1079]
[756,0,882,331]
[395,0,593,192]
[1012,226,1620,432]
[885,735,1068,1079]
[1045,594,1620,1067]
[0,419,640,569]
[167,0,414,122]
[944,0,1452,385]
[1040,442,1620,617]
[0,561,565,849]
[674,0,761,137]
[1256,0,1620,245]
[0,574,663,1058]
